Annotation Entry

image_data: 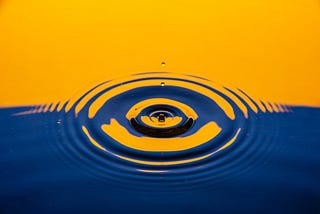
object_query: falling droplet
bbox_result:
[161,62,166,67]
[161,82,165,86]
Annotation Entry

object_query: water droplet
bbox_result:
[160,82,165,86]
[57,119,62,125]
[161,62,166,67]
[158,114,166,123]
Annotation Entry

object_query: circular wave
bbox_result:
[50,72,284,189]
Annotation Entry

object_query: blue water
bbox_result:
[1,74,320,214]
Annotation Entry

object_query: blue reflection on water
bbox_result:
[0,105,319,214]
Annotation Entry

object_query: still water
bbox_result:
[1,73,320,213]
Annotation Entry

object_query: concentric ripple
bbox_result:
[31,72,291,188]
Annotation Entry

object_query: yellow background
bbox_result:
[0,0,319,106]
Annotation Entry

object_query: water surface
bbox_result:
[1,73,320,214]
